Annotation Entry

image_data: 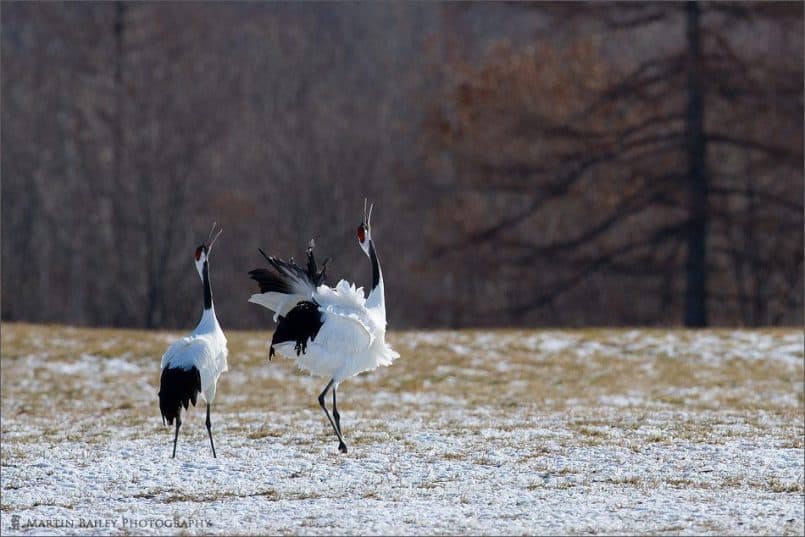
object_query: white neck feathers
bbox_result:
[194,306,220,335]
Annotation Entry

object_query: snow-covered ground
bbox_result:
[1,325,803,535]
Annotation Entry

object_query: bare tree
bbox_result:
[2,2,799,329]
[423,1,802,326]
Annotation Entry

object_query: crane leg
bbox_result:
[318,379,347,453]
[172,416,182,458]
[206,403,217,458]
[332,385,346,452]
[332,386,341,433]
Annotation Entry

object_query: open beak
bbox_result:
[363,199,373,229]
[206,222,223,253]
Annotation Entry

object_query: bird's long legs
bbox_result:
[318,379,347,453]
[206,403,217,458]
[332,386,342,437]
[172,417,182,458]
[333,385,349,453]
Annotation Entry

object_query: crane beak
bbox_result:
[207,222,223,253]
[362,199,374,228]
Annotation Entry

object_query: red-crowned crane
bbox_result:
[248,202,398,453]
[159,224,228,458]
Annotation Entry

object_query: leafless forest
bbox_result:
[1,2,802,329]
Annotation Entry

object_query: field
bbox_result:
[1,323,803,535]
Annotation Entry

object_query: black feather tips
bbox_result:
[269,301,324,359]
[158,366,202,426]
[248,241,329,293]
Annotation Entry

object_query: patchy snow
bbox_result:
[2,410,802,536]
[406,328,804,369]
[1,326,802,535]
[597,393,647,408]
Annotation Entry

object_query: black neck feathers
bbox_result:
[368,240,380,290]
[202,261,212,310]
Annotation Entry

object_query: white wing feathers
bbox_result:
[248,291,308,322]
[161,333,227,401]
[315,279,375,346]
[161,335,209,370]
[268,279,388,379]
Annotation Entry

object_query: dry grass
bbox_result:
[2,323,802,417]
[1,323,802,453]
[1,323,802,535]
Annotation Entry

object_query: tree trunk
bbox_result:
[683,0,709,327]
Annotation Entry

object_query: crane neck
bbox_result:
[369,240,381,291]
[366,239,385,315]
[202,260,213,311]
[195,261,219,335]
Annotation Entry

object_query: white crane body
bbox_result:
[248,203,398,453]
[160,311,228,404]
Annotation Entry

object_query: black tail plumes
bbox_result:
[159,367,202,425]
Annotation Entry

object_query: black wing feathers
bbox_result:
[248,268,294,294]
[159,366,202,426]
[249,242,328,294]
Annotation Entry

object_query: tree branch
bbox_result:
[506,224,687,315]
[709,186,804,213]
[707,133,801,164]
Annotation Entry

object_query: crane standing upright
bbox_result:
[159,224,228,458]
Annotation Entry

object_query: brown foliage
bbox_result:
[1,2,801,328]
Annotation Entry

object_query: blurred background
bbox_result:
[1,1,802,330]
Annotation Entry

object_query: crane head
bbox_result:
[194,245,209,279]
[357,199,373,255]
[194,222,222,279]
